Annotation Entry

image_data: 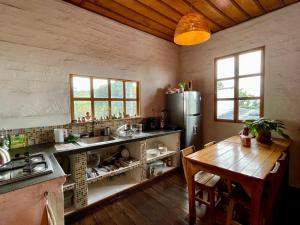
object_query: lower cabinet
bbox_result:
[0,177,65,225]
[61,132,181,215]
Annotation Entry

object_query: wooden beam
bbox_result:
[82,1,173,41]
[283,0,300,5]
[233,0,265,17]
[137,0,182,22]
[209,0,250,22]
[88,0,174,36]
[112,0,177,29]
[161,0,223,32]
[258,0,284,11]
[190,0,236,27]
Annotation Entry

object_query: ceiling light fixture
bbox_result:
[174,1,211,46]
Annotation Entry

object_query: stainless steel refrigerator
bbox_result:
[166,91,202,149]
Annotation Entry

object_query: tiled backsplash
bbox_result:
[5,118,141,147]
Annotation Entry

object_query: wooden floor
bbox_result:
[66,172,300,225]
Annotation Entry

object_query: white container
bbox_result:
[54,128,67,143]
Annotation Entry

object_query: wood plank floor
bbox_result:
[66,172,300,225]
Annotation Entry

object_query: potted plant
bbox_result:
[178,82,186,92]
[245,118,289,145]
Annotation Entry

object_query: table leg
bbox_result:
[250,182,264,225]
[187,162,196,224]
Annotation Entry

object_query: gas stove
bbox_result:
[0,152,53,186]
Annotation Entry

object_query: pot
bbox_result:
[256,131,272,145]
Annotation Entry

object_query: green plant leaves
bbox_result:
[244,118,289,139]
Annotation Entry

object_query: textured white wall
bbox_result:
[0,0,179,129]
[180,3,300,187]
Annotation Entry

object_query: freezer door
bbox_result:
[185,115,202,149]
[184,91,201,115]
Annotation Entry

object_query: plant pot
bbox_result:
[256,132,272,145]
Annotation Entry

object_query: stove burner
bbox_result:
[0,152,53,185]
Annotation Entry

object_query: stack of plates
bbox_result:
[146,149,160,159]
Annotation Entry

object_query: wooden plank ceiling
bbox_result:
[65,0,299,42]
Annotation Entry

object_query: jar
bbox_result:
[240,135,251,147]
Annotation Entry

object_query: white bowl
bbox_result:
[146,149,160,158]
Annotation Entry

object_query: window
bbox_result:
[70,75,140,121]
[214,47,264,122]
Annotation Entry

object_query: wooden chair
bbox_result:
[225,153,286,225]
[181,144,221,223]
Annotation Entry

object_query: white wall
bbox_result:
[180,3,300,187]
[0,0,179,129]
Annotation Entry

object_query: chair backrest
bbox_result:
[203,141,216,148]
[181,146,195,183]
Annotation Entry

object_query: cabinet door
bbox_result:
[0,177,65,225]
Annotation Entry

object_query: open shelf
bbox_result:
[64,206,76,216]
[63,175,76,191]
[87,161,141,184]
[146,150,177,163]
[88,175,139,205]
[146,166,177,180]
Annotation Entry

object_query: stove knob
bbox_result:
[15,153,20,158]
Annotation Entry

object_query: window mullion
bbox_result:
[108,79,112,118]
[123,81,126,116]
[234,54,239,122]
[90,77,94,118]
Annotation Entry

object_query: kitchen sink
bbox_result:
[78,136,116,146]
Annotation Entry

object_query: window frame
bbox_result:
[214,47,265,123]
[70,74,140,121]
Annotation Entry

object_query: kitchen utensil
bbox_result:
[54,128,68,143]
[104,127,111,136]
[87,153,100,168]
[158,146,167,154]
[146,149,160,158]
[121,147,130,159]
[147,160,165,178]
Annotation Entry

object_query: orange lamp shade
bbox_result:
[174,12,211,46]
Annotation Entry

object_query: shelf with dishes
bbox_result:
[86,160,141,184]
[146,149,178,163]
[60,132,181,215]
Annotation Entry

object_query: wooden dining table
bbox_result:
[185,135,292,225]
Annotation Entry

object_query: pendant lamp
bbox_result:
[174,12,211,46]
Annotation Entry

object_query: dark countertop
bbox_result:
[0,130,181,194]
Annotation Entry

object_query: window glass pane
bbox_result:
[74,101,91,120]
[217,100,234,120]
[217,79,234,99]
[93,79,108,98]
[239,50,262,76]
[216,57,235,79]
[239,76,261,97]
[111,80,123,98]
[94,101,109,119]
[125,82,137,99]
[73,77,90,98]
[239,99,260,121]
[126,101,137,117]
[111,101,123,117]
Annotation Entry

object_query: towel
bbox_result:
[45,196,56,225]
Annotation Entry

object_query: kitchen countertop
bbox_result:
[0,129,181,194]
